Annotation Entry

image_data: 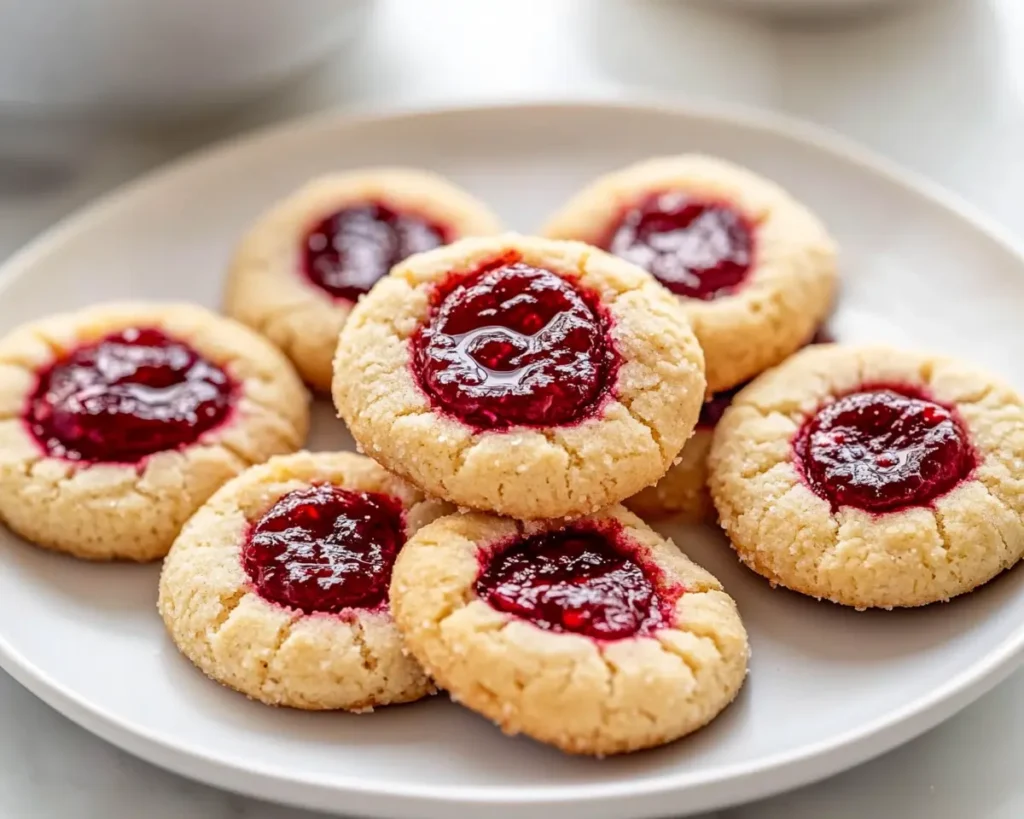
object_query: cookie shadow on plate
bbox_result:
[156,635,759,779]
[156,639,445,745]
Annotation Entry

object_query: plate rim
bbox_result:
[2,97,1024,816]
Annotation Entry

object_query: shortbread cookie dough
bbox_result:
[0,302,308,561]
[390,505,748,755]
[333,233,706,519]
[543,155,837,393]
[159,451,440,710]
[709,344,1024,609]
[224,168,502,391]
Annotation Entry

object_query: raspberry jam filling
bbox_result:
[302,202,449,302]
[475,524,671,641]
[603,192,754,301]
[26,328,234,463]
[411,254,618,430]
[794,386,975,513]
[242,484,405,615]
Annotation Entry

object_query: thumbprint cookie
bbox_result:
[224,168,502,391]
[0,302,308,561]
[390,505,749,755]
[159,451,442,710]
[543,155,837,393]
[332,233,706,520]
[709,344,1024,608]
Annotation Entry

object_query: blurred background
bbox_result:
[3,0,1023,256]
[3,1,1024,818]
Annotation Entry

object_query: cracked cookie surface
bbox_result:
[390,504,749,755]
[0,302,309,561]
[709,344,1024,609]
[224,168,502,392]
[543,155,838,393]
[158,451,442,710]
[332,233,706,520]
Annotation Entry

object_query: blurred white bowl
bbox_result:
[0,0,371,116]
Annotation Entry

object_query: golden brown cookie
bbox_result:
[627,328,834,520]
[626,427,714,522]
[332,233,706,520]
[709,344,1024,609]
[0,302,309,561]
[159,451,442,711]
[224,168,502,391]
[390,505,749,755]
[543,155,837,393]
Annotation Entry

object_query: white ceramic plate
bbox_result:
[1,102,1023,819]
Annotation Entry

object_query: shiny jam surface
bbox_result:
[410,254,618,430]
[302,202,448,302]
[26,328,234,463]
[794,387,975,513]
[604,192,754,301]
[242,484,405,615]
[474,525,670,641]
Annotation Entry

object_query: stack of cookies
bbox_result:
[3,156,1023,758]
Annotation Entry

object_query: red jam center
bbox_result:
[475,526,667,641]
[26,328,234,463]
[794,387,975,512]
[604,192,754,301]
[302,202,449,302]
[242,484,405,615]
[410,255,618,430]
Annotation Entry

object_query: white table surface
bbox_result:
[2,1,1023,817]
